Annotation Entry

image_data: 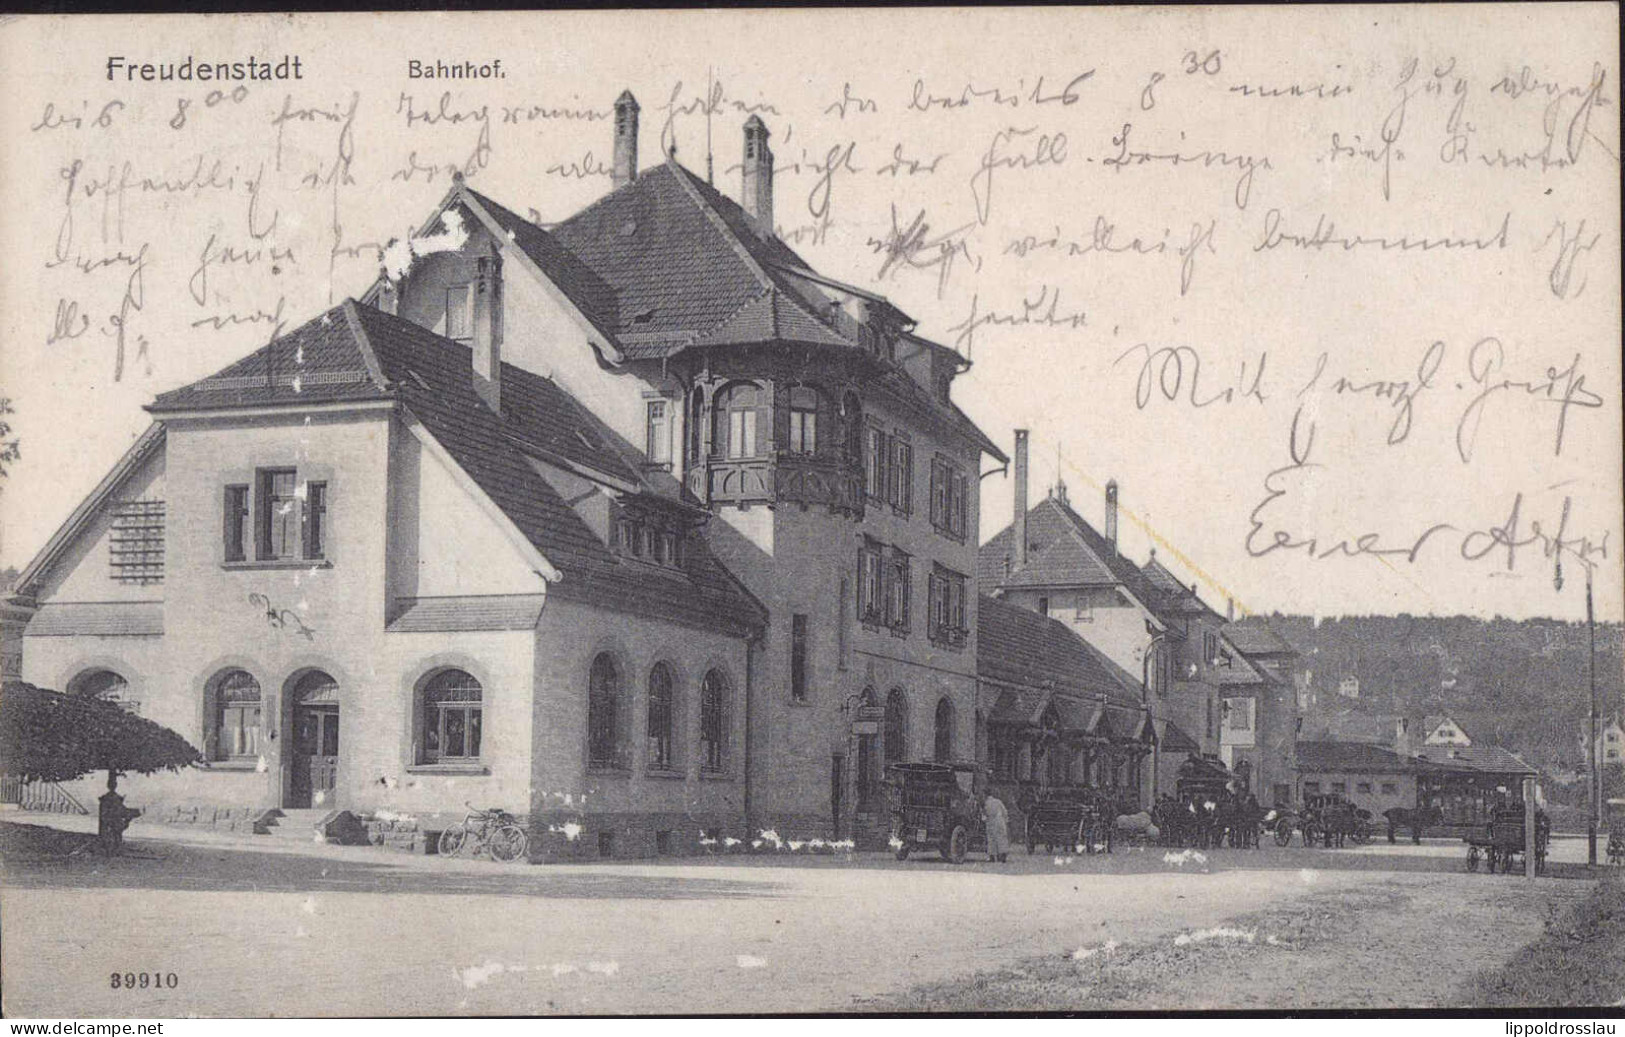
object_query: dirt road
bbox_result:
[0,819,1599,1016]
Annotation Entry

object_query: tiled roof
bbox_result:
[1141,557,1210,615]
[24,602,163,637]
[978,496,1178,624]
[546,162,840,348]
[497,163,1002,459]
[350,304,766,637]
[1215,664,1268,686]
[1413,744,1536,775]
[462,188,620,337]
[146,300,765,639]
[150,307,390,412]
[977,594,1143,708]
[1297,740,1422,773]
[387,595,549,633]
[1222,618,1298,656]
[693,287,854,349]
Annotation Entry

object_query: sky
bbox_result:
[0,7,1619,621]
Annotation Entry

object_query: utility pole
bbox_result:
[1557,553,1599,868]
[1588,565,1598,867]
[1525,774,1537,880]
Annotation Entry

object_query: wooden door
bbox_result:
[291,705,339,808]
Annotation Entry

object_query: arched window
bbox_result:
[421,669,482,763]
[883,688,907,766]
[699,669,729,773]
[205,669,260,760]
[69,668,139,715]
[588,653,623,769]
[934,697,954,762]
[787,386,819,455]
[647,663,676,771]
[713,383,765,459]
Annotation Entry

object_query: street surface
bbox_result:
[0,815,1603,1016]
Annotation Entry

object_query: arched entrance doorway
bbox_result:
[287,670,340,808]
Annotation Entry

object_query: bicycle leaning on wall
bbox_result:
[438,803,529,863]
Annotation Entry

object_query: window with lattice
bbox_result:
[109,499,164,585]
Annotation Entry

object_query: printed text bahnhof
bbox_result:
[106,55,304,82]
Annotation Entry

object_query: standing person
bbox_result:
[984,791,1010,863]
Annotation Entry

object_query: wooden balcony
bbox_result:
[687,453,864,517]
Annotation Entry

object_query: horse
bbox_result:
[1383,805,1443,844]
[1224,797,1265,848]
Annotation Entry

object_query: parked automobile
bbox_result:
[886,762,988,864]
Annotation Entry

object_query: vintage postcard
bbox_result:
[0,6,1620,1020]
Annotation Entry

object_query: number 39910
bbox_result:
[110,972,179,990]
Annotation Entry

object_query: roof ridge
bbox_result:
[664,159,858,347]
[342,299,391,392]
[664,156,778,296]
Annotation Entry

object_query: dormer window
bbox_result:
[613,506,685,569]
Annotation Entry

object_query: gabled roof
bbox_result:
[1296,740,1423,774]
[1223,617,1299,657]
[1158,718,1201,754]
[546,161,846,351]
[1141,556,1220,619]
[977,494,1175,625]
[460,187,620,336]
[13,423,166,600]
[144,300,765,639]
[149,308,390,413]
[1422,714,1471,740]
[352,304,765,636]
[976,594,1144,709]
[478,164,1002,458]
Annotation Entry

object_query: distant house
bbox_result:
[977,460,1297,804]
[1422,715,1472,747]
[1222,616,1302,809]
[1337,676,1360,699]
[1296,740,1422,816]
[1587,716,1624,766]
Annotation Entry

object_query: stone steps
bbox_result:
[256,809,329,841]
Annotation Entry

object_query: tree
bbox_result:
[0,681,202,844]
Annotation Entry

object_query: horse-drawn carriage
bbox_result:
[1154,761,1266,849]
[1464,806,1549,874]
[1297,793,1373,848]
[1022,786,1115,855]
[1265,806,1300,846]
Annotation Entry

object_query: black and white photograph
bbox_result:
[0,6,1620,1020]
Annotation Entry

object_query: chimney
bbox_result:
[1013,430,1029,569]
[377,271,398,316]
[1105,479,1119,550]
[612,90,639,189]
[472,251,503,413]
[1227,598,1235,622]
[741,115,774,232]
